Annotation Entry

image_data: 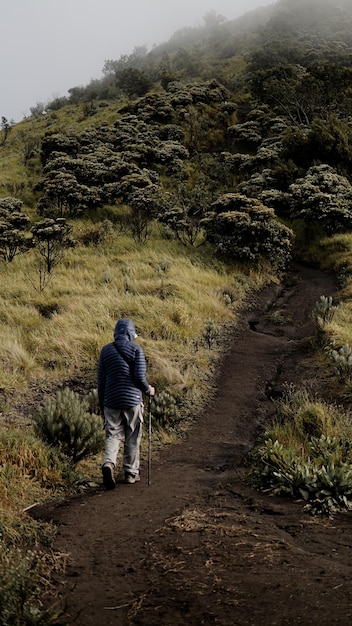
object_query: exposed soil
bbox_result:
[32,261,352,626]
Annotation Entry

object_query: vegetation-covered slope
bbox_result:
[2,0,352,621]
[1,0,352,500]
[1,0,352,496]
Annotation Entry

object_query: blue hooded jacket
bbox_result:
[98,319,150,409]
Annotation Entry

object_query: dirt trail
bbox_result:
[32,262,352,626]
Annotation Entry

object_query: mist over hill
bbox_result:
[41,0,349,112]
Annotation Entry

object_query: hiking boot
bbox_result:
[125,473,141,484]
[102,463,116,490]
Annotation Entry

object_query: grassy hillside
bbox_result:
[0,100,272,626]
[1,0,352,505]
[3,0,352,621]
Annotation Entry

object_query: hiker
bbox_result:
[98,318,155,489]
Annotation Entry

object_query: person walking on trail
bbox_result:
[98,318,155,490]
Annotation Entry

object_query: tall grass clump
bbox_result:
[0,236,263,400]
[247,386,352,515]
[0,427,73,625]
[0,532,66,626]
[0,427,75,509]
[311,289,352,399]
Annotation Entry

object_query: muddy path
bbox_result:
[32,262,352,626]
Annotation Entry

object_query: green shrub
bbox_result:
[0,511,65,626]
[33,387,104,465]
[150,390,181,430]
[312,295,338,348]
[203,193,293,271]
[0,427,80,521]
[330,344,352,382]
[313,295,338,325]
[248,435,352,515]
[247,388,352,515]
[202,318,220,348]
[76,219,114,246]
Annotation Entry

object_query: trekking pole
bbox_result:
[148,395,152,486]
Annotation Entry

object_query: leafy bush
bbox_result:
[77,219,114,247]
[330,344,352,382]
[202,318,220,348]
[249,435,352,515]
[247,388,352,515]
[150,390,181,430]
[0,197,24,212]
[289,165,352,235]
[313,295,337,325]
[203,193,293,270]
[0,429,68,626]
[0,428,67,498]
[312,295,338,348]
[0,208,32,263]
[33,387,105,465]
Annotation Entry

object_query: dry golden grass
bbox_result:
[312,233,352,351]
[0,229,268,406]
[0,110,269,413]
[0,426,69,511]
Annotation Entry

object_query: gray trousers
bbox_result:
[102,404,143,476]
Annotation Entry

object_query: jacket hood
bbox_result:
[114,318,137,342]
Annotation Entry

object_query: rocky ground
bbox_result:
[32,261,352,626]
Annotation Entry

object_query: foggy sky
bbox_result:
[1,0,274,123]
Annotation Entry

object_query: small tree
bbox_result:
[127,185,159,244]
[33,387,105,465]
[0,209,32,263]
[36,171,99,218]
[31,217,74,274]
[1,116,12,145]
[116,67,152,98]
[158,181,211,247]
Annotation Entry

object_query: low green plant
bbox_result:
[77,219,114,247]
[312,295,338,348]
[33,387,105,465]
[309,434,352,464]
[85,388,100,415]
[150,390,181,430]
[202,318,220,348]
[268,309,292,326]
[330,344,352,382]
[157,258,173,275]
[313,295,338,325]
[304,462,352,515]
[249,435,352,515]
[247,388,352,515]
